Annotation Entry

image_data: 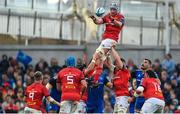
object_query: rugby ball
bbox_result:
[95,7,105,17]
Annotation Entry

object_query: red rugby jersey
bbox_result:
[57,67,85,101]
[102,13,125,42]
[113,69,130,96]
[25,82,49,112]
[141,78,164,100]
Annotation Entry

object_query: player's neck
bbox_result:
[34,81,41,83]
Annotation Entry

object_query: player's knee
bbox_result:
[114,106,127,113]
[140,109,149,114]
[59,112,68,114]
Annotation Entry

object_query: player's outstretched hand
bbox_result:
[90,15,95,19]
[86,10,94,18]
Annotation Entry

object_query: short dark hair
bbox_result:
[167,53,172,59]
[144,58,152,65]
[121,58,126,63]
[34,71,43,81]
[145,70,157,78]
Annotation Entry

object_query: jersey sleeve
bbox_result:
[120,15,125,26]
[102,14,108,23]
[42,86,50,97]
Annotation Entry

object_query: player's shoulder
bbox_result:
[60,67,82,73]
[143,77,151,82]
[58,67,69,74]
[36,83,45,88]
[117,13,125,18]
[73,67,83,74]
[102,13,110,20]
[104,13,110,17]
[123,68,130,73]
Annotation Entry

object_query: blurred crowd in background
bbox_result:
[0,53,180,113]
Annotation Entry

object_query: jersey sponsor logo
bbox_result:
[65,85,76,89]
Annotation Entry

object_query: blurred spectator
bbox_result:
[35,58,49,72]
[127,58,138,72]
[42,73,50,86]
[9,57,18,67]
[49,58,61,77]
[104,100,113,113]
[2,95,18,113]
[176,63,180,75]
[160,69,169,89]
[76,58,86,71]
[14,79,24,98]
[7,66,16,88]
[162,53,175,76]
[0,54,9,73]
[152,59,162,77]
[163,82,172,105]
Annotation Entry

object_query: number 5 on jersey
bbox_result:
[67,76,73,84]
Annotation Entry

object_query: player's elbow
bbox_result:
[81,80,87,88]
[46,96,53,102]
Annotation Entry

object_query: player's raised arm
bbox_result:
[80,80,87,98]
[90,15,104,25]
[111,47,123,69]
[84,52,100,75]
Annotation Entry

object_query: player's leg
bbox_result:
[140,98,163,113]
[113,96,130,113]
[59,100,71,114]
[155,105,165,114]
[48,103,60,113]
[24,107,42,114]
[96,39,117,57]
[154,99,165,114]
[140,101,154,113]
[95,103,104,113]
[73,100,86,113]
[86,102,95,113]
[134,96,145,113]
[129,101,136,113]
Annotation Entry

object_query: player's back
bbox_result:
[113,69,130,96]
[142,78,164,100]
[25,82,49,111]
[58,67,84,101]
